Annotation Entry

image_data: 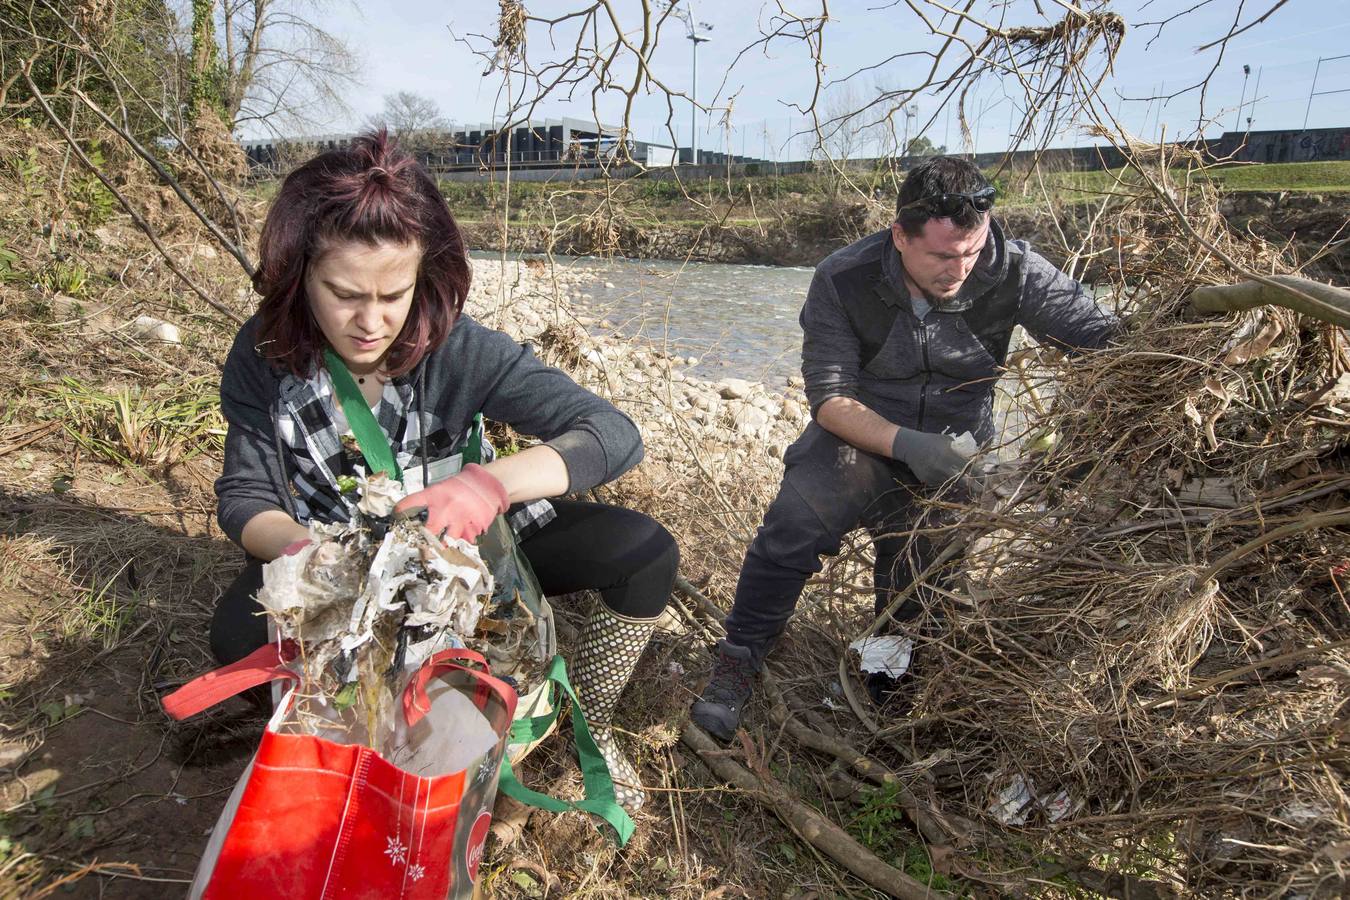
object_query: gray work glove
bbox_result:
[890,428,971,486]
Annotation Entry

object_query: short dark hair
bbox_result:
[894,156,991,237]
[253,130,471,378]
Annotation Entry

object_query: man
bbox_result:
[691,156,1118,741]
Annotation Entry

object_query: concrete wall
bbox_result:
[247,126,1350,178]
[1210,127,1350,163]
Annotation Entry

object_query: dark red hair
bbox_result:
[252,130,471,377]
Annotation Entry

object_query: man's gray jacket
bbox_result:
[800,220,1117,443]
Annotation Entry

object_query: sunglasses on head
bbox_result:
[900,185,997,218]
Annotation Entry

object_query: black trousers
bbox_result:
[723,422,952,669]
[209,499,679,666]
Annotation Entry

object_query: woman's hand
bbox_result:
[394,463,509,542]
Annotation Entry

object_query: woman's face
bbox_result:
[305,239,422,375]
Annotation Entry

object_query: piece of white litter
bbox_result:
[356,471,404,517]
[849,635,914,679]
[990,775,1034,826]
[1039,789,1077,823]
[950,431,979,459]
[1279,802,1329,825]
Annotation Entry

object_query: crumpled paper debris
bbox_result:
[989,775,1080,825]
[356,471,404,517]
[255,472,495,739]
[950,430,980,459]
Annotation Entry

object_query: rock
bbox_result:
[50,294,92,318]
[93,225,118,246]
[0,741,27,769]
[768,442,786,459]
[130,315,182,344]
[780,398,805,420]
[787,374,805,389]
[717,378,756,400]
[604,281,616,289]
[731,403,772,438]
[190,243,218,261]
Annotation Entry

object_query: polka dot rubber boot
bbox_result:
[570,604,657,813]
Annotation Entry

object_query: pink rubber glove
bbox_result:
[393,463,509,543]
[280,539,311,557]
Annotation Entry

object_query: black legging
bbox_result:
[209,499,679,665]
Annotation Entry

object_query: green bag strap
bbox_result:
[497,655,635,846]
[462,413,484,466]
[323,348,402,483]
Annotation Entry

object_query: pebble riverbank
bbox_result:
[464,257,810,484]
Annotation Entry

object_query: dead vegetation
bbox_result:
[1,138,1346,898]
[1,1,1348,894]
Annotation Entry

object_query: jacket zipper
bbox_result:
[916,319,931,430]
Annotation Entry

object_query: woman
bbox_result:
[211,131,677,813]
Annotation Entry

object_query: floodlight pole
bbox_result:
[1235,64,1250,132]
[1302,54,1350,130]
[663,1,712,165]
[1303,58,1322,131]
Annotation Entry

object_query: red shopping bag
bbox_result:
[164,645,517,900]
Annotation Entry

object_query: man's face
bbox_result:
[891,215,990,303]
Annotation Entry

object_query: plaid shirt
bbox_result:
[275,368,554,536]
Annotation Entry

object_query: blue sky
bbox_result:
[283,1,1350,159]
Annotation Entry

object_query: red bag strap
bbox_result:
[402,648,519,728]
[161,642,299,721]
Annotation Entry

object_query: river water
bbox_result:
[472,251,1105,454]
[473,251,813,386]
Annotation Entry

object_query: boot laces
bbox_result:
[703,650,754,707]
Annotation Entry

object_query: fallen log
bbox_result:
[681,722,952,900]
[1190,275,1350,329]
[760,672,955,846]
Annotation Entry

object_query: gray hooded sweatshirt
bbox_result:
[214,314,644,546]
[801,220,1117,443]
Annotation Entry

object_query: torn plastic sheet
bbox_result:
[849,635,914,679]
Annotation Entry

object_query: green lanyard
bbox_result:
[323,348,403,483]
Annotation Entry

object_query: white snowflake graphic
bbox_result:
[475,756,496,785]
[385,835,408,866]
[408,863,426,882]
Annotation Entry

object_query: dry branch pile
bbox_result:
[870,185,1350,896]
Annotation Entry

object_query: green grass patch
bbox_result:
[36,259,90,296]
[845,782,964,894]
[63,561,137,647]
[44,376,225,470]
[1200,160,1350,192]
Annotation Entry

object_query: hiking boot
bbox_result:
[690,640,756,742]
[865,671,904,705]
[864,649,920,713]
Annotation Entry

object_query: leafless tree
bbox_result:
[363,91,451,152]
[816,83,871,163]
[206,0,362,134]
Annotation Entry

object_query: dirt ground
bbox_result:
[0,447,891,900]
[0,273,905,898]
